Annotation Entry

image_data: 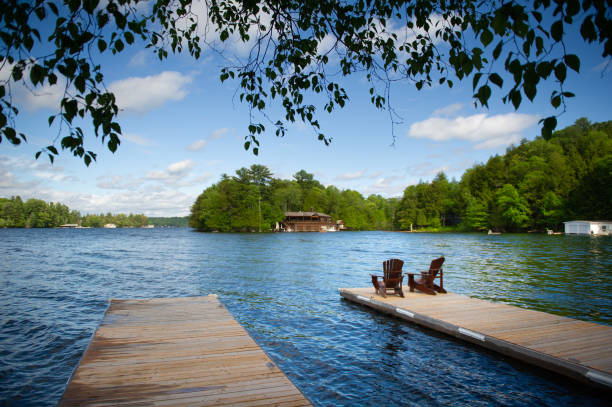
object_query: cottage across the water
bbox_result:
[564,220,612,235]
[277,211,337,232]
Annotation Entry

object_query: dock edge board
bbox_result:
[340,288,612,391]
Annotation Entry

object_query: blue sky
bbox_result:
[1,4,611,216]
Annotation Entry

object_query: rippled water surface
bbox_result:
[1,229,610,406]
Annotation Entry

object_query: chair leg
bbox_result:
[432,283,447,294]
[371,275,380,294]
[378,284,387,298]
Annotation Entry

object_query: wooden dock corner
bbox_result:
[339,287,612,391]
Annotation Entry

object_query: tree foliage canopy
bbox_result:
[1,0,611,163]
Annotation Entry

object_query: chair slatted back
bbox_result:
[383,258,404,283]
[425,257,445,283]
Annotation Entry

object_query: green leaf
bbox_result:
[48,73,57,85]
[480,30,493,47]
[115,39,124,52]
[35,6,46,20]
[476,85,491,107]
[551,20,563,42]
[564,54,580,72]
[48,2,59,15]
[492,41,503,60]
[124,31,134,45]
[551,95,561,108]
[29,64,44,86]
[98,39,107,53]
[244,141,250,150]
[47,145,58,155]
[510,89,522,109]
[554,63,566,82]
[540,116,557,140]
[580,17,596,42]
[75,76,85,93]
[68,0,81,13]
[83,0,99,14]
[489,73,503,88]
[472,72,482,90]
[524,82,536,101]
[12,66,23,81]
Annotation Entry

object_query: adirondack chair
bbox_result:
[371,258,405,298]
[406,257,446,295]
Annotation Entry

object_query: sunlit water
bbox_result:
[0,228,610,406]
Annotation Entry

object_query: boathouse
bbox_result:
[280,211,336,232]
[564,220,612,235]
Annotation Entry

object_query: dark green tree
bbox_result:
[494,184,530,231]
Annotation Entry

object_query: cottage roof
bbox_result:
[563,220,612,224]
[285,211,331,218]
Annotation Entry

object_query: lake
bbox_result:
[0,228,610,406]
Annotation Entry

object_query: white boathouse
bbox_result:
[564,220,612,235]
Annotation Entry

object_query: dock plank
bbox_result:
[339,287,612,390]
[59,295,311,406]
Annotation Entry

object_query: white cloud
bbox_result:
[474,134,523,149]
[432,103,463,117]
[96,175,144,190]
[0,61,65,111]
[167,159,194,174]
[358,176,406,197]
[128,50,149,67]
[336,170,365,180]
[145,159,195,183]
[109,71,192,112]
[186,139,208,151]
[62,188,197,217]
[211,128,229,139]
[122,133,153,146]
[408,112,539,149]
[406,162,450,179]
[0,155,203,217]
[592,58,610,72]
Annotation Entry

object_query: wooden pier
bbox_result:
[59,295,311,406]
[339,287,612,390]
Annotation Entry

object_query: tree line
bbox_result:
[0,197,149,228]
[189,166,398,232]
[190,118,611,232]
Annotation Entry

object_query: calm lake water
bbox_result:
[0,228,610,406]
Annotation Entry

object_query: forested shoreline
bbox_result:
[0,197,149,228]
[190,118,611,232]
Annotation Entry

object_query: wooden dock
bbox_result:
[339,287,612,390]
[59,296,312,406]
